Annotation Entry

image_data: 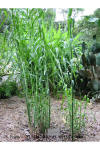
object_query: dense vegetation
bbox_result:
[0,8,99,140]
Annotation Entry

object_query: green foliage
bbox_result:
[63,88,88,138]
[10,8,51,134]
[9,8,88,136]
[0,81,18,99]
[60,8,89,140]
[74,8,100,44]
[0,8,11,33]
[0,8,95,139]
[94,8,100,18]
[44,8,56,27]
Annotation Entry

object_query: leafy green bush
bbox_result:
[0,81,18,99]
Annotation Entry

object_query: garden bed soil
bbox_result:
[0,96,100,142]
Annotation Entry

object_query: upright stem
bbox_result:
[70,23,74,141]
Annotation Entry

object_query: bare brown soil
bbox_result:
[0,96,100,142]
